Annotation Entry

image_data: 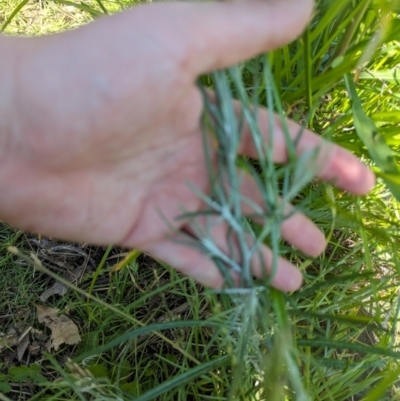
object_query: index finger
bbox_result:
[156,0,314,76]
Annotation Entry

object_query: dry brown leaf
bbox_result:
[39,265,85,302]
[29,341,41,356]
[35,305,81,351]
[0,330,19,352]
[17,334,30,362]
[39,281,68,302]
[31,328,47,342]
[0,326,31,361]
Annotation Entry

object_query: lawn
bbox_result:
[1,0,400,400]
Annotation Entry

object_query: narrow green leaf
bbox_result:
[359,69,400,83]
[303,27,314,127]
[73,320,223,363]
[297,339,400,358]
[361,365,400,401]
[0,0,29,32]
[51,0,104,17]
[344,74,400,200]
[135,355,230,401]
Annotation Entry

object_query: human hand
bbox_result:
[0,0,375,291]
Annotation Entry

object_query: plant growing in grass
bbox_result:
[1,0,400,400]
[172,60,321,399]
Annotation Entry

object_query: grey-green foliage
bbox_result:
[170,55,322,398]
[1,0,400,400]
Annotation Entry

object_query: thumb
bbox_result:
[169,0,314,75]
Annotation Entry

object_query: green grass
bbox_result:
[1,0,400,400]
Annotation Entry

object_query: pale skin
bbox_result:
[0,0,375,292]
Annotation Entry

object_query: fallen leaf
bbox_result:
[35,305,81,351]
[0,330,19,352]
[31,328,47,342]
[39,265,85,302]
[17,336,29,362]
[17,331,30,362]
[29,341,41,356]
[40,281,68,302]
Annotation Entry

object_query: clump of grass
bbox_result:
[172,59,320,399]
